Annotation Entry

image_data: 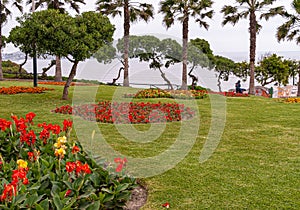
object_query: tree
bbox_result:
[10,10,115,100]
[96,0,154,87]
[0,0,23,80]
[255,54,290,86]
[116,35,182,89]
[221,0,284,95]
[271,0,300,96]
[159,0,214,90]
[213,55,236,92]
[188,38,214,89]
[275,0,300,44]
[27,0,86,82]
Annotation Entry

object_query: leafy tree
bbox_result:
[255,54,290,86]
[221,0,284,95]
[116,35,182,89]
[188,38,213,89]
[159,0,214,90]
[27,0,86,82]
[96,0,154,87]
[213,55,236,92]
[0,0,23,80]
[10,10,115,100]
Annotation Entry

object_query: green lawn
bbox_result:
[1,80,300,209]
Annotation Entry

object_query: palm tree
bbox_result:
[0,0,23,80]
[96,0,154,87]
[270,0,300,96]
[159,0,213,90]
[221,0,284,95]
[27,0,85,81]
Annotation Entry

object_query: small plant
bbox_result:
[0,113,137,209]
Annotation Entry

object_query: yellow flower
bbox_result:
[57,136,67,144]
[54,142,61,148]
[17,159,28,169]
[55,148,66,158]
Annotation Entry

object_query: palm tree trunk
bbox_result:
[0,1,3,81]
[123,0,130,87]
[249,11,256,95]
[55,55,62,81]
[181,10,189,90]
[297,68,300,97]
[62,60,78,100]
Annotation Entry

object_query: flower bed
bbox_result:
[38,81,76,86]
[284,98,300,103]
[0,86,54,95]
[0,113,136,209]
[124,88,208,99]
[54,101,195,124]
[224,92,249,97]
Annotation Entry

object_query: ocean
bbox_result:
[9,51,299,92]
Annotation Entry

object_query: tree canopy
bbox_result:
[9,9,115,99]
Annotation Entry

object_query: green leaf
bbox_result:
[53,195,64,210]
[103,194,114,203]
[39,199,49,210]
[86,200,100,210]
[116,183,130,193]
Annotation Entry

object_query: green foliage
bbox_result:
[255,54,291,86]
[2,60,27,74]
[276,0,300,44]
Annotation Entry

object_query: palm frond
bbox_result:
[221,5,238,16]
[292,0,300,15]
[260,6,286,20]
[195,19,209,30]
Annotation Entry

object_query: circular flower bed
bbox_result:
[0,113,136,209]
[54,101,195,124]
[0,86,54,95]
[124,88,208,99]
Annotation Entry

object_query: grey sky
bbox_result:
[4,0,299,53]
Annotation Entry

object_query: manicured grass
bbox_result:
[0,80,300,209]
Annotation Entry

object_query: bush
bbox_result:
[0,113,137,209]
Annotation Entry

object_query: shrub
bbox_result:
[0,113,136,209]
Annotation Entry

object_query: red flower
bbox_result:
[114,157,127,172]
[63,119,73,132]
[162,202,170,208]
[66,162,76,173]
[64,189,72,197]
[81,163,91,174]
[22,178,29,185]
[25,112,36,125]
[0,119,12,131]
[72,145,80,154]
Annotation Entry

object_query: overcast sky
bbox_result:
[3,0,299,53]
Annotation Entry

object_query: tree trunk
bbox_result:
[0,5,3,81]
[249,11,256,95]
[123,0,130,87]
[158,67,173,90]
[55,55,62,82]
[217,74,222,93]
[42,60,56,78]
[19,54,28,75]
[62,61,78,100]
[297,73,300,97]
[188,66,198,90]
[181,10,189,90]
[110,67,124,85]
